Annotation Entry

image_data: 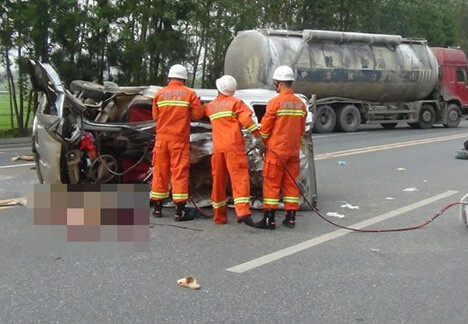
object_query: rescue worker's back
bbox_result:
[204,75,259,227]
[151,64,203,221]
[206,95,259,153]
[260,88,306,156]
[257,65,307,230]
[153,80,203,142]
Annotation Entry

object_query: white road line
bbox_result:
[315,133,467,160]
[0,163,35,169]
[226,190,459,273]
[314,132,368,138]
[0,146,31,152]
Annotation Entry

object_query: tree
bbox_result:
[0,0,41,134]
[1,0,467,138]
[49,0,87,83]
[452,0,468,52]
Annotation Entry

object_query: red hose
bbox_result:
[189,197,213,218]
[156,144,462,231]
[265,145,463,233]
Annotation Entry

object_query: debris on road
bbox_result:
[340,202,360,210]
[455,150,468,160]
[385,197,395,200]
[11,154,34,162]
[326,212,345,218]
[402,187,418,192]
[395,167,406,171]
[177,276,201,290]
[369,248,385,256]
[0,197,27,209]
[337,161,347,166]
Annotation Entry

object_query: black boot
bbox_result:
[237,215,257,228]
[255,210,276,230]
[174,202,194,222]
[152,200,163,218]
[283,210,296,228]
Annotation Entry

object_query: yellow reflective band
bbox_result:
[157,100,190,108]
[172,193,189,199]
[260,132,269,139]
[247,124,258,132]
[283,196,299,203]
[209,111,235,121]
[151,191,169,198]
[212,200,226,208]
[276,109,306,117]
[234,197,250,204]
[263,198,279,205]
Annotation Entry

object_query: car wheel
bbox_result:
[313,105,336,133]
[443,104,461,128]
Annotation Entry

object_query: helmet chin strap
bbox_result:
[274,80,281,92]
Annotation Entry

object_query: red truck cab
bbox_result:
[431,47,468,112]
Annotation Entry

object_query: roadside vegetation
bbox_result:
[0,94,10,130]
[0,93,32,137]
[0,0,467,137]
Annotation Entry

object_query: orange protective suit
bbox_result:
[151,80,203,203]
[204,94,260,224]
[260,88,307,211]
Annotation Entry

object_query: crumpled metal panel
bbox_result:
[187,126,316,209]
[33,116,63,184]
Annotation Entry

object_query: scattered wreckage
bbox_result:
[25,59,317,208]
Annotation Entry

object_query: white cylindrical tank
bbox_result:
[224,30,439,102]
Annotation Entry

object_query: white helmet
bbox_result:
[273,65,295,81]
[216,75,237,96]
[168,64,188,80]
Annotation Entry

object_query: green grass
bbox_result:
[0,94,13,130]
[0,93,32,137]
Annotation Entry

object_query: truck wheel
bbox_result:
[335,105,361,132]
[417,104,435,129]
[314,105,336,133]
[381,123,398,129]
[443,104,461,128]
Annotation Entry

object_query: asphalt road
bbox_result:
[1,121,468,324]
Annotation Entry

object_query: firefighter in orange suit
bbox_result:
[256,66,307,229]
[151,64,204,221]
[204,75,259,227]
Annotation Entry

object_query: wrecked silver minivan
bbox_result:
[26,59,317,208]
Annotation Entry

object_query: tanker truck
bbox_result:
[224,30,468,133]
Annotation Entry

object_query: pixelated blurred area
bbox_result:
[27,184,150,252]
